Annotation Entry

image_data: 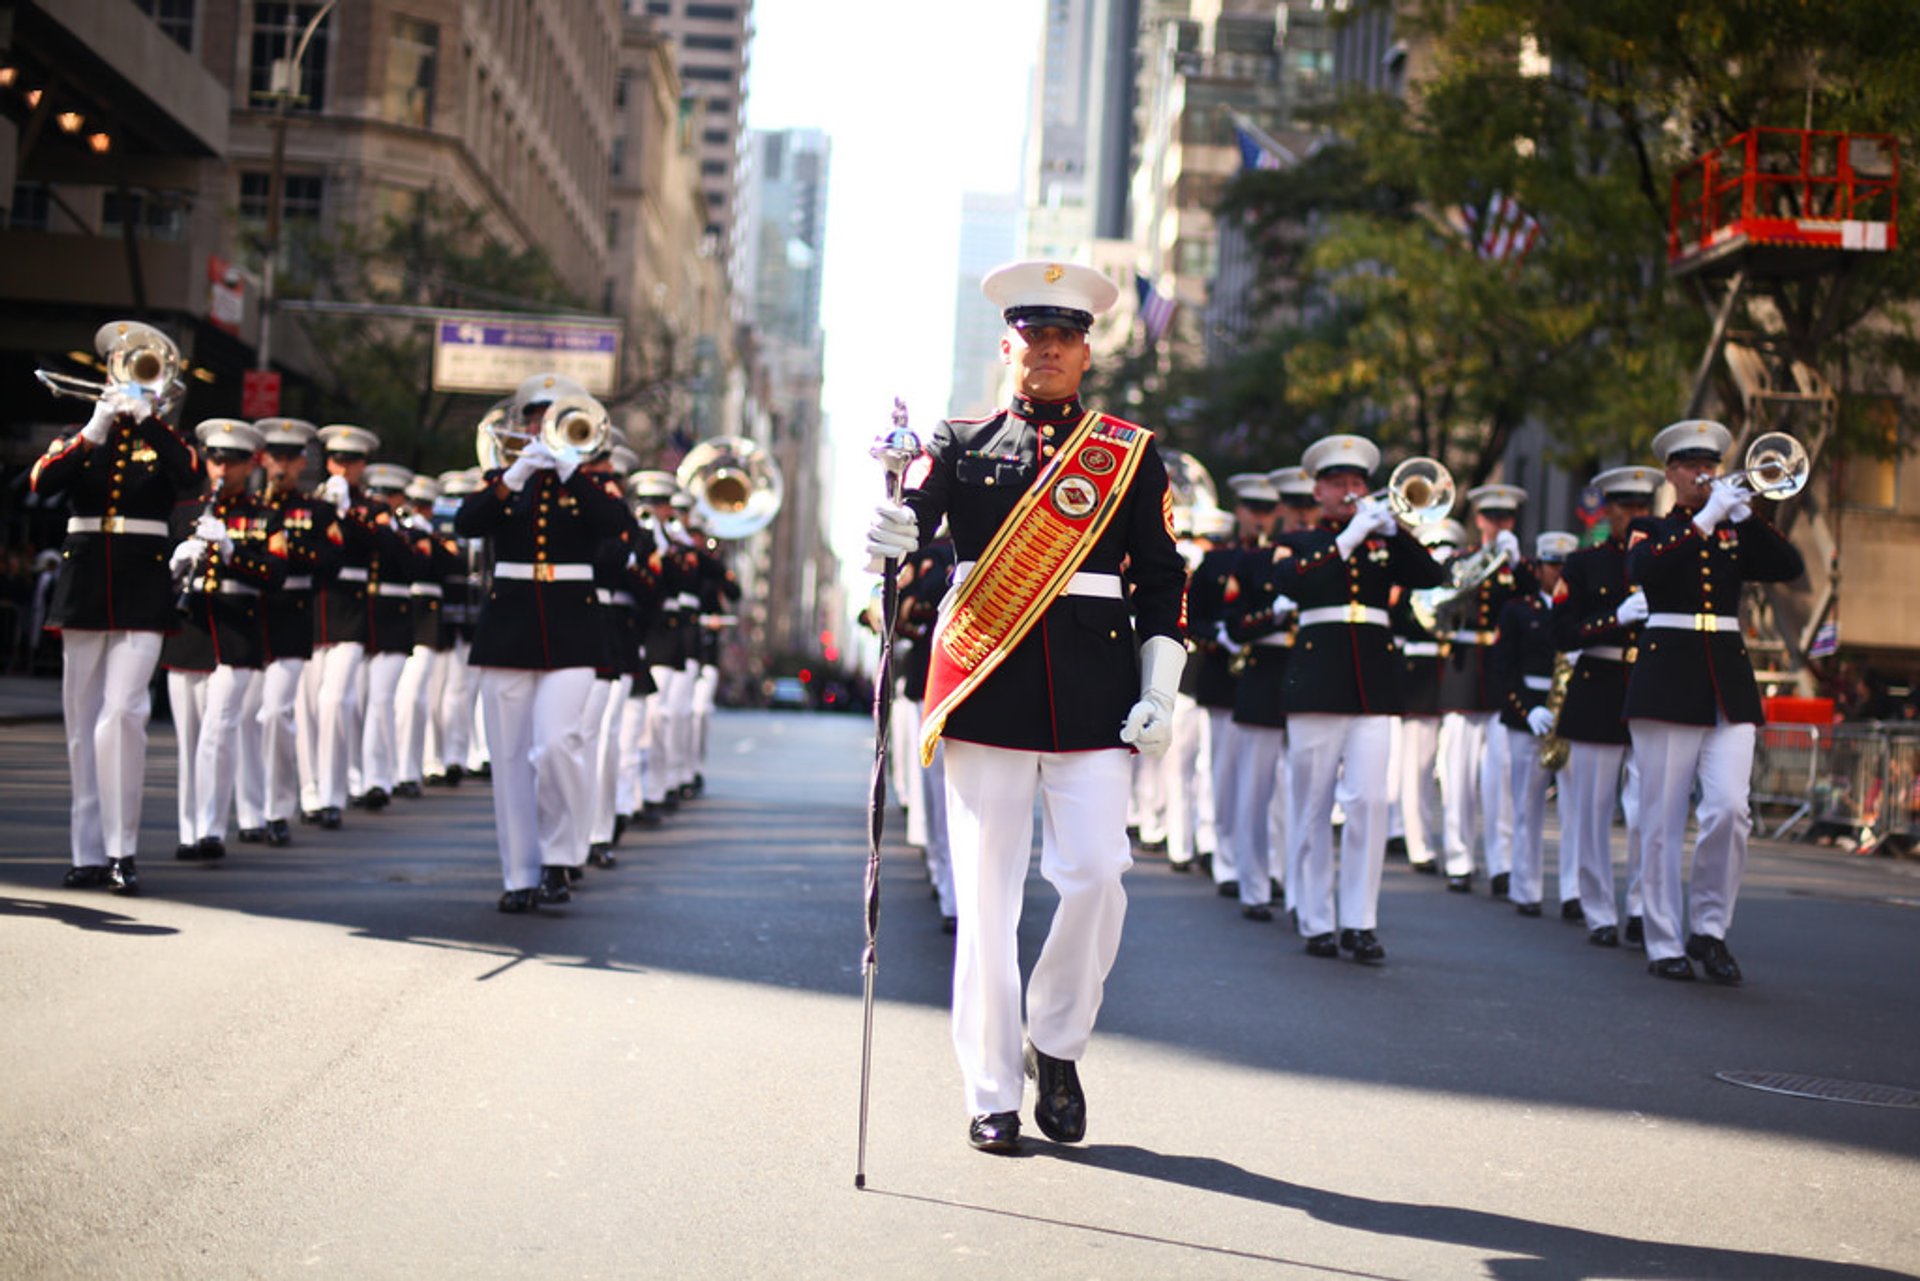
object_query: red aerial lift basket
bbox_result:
[1668,128,1899,272]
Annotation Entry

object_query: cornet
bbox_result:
[1697,432,1809,501]
[36,320,182,404]
[1345,456,1457,527]
[475,391,610,470]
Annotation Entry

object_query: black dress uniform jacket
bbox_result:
[456,466,634,671]
[1438,557,1536,713]
[160,488,287,672]
[1624,509,1804,726]
[408,524,464,652]
[1185,544,1243,709]
[312,485,378,647]
[363,508,420,657]
[1489,591,1557,732]
[1223,544,1296,730]
[1552,536,1638,746]
[641,519,697,670]
[31,412,201,632]
[901,395,1187,754]
[897,541,957,704]
[1273,520,1448,716]
[258,482,325,662]
[1392,596,1447,717]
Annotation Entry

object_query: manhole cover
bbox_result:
[1716,1070,1920,1109]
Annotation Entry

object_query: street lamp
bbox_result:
[256,0,336,373]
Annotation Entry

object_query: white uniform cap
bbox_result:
[1591,465,1662,500]
[196,418,263,452]
[1301,434,1381,478]
[318,423,381,455]
[1467,483,1526,512]
[438,468,486,497]
[511,372,590,421]
[405,475,443,503]
[1535,531,1579,563]
[1651,418,1733,462]
[1224,472,1280,504]
[1267,465,1316,501]
[252,417,318,447]
[629,469,678,502]
[669,491,694,511]
[1193,506,1237,539]
[363,462,414,493]
[608,445,639,477]
[1416,518,1467,549]
[980,260,1120,332]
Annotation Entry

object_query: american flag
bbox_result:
[1233,123,1286,174]
[1135,273,1178,345]
[1461,190,1542,263]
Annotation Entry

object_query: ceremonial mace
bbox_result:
[856,398,921,1190]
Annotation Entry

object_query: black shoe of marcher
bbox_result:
[1340,928,1386,963]
[107,857,140,895]
[348,792,368,809]
[1195,852,1213,879]
[658,793,679,813]
[473,762,492,780]
[1561,899,1585,922]
[941,915,957,935]
[424,773,448,788]
[237,828,267,844]
[319,807,342,830]
[967,1111,1022,1154]
[393,781,422,800]
[635,803,663,827]
[195,836,226,862]
[1624,915,1644,948]
[1241,904,1273,922]
[537,866,572,905]
[1411,859,1439,876]
[1168,858,1193,875]
[1647,956,1695,981]
[1216,880,1239,898]
[446,764,466,786]
[175,843,203,861]
[63,865,112,889]
[1385,835,1407,858]
[565,865,584,885]
[1588,925,1620,948]
[364,787,391,811]
[265,819,292,847]
[498,888,537,914]
[611,814,627,846]
[1446,873,1473,893]
[1515,901,1543,917]
[1304,932,1339,958]
[1685,933,1744,985]
[1025,1041,1086,1143]
[299,808,321,825]
[1490,872,1510,899]
[587,843,617,869]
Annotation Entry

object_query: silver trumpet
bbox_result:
[36,320,182,403]
[1698,432,1810,500]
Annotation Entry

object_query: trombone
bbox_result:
[1698,432,1810,500]
[35,320,182,404]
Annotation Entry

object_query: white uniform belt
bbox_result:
[1647,612,1738,633]
[1252,632,1294,648]
[1581,645,1628,661]
[68,515,168,537]
[951,561,1127,600]
[184,580,261,597]
[1524,674,1553,691]
[410,583,443,598]
[673,592,702,609]
[374,584,411,598]
[1449,629,1498,645]
[1400,641,1442,657]
[494,561,594,582]
[1298,604,1390,628]
[598,589,636,606]
[280,574,313,591]
[335,567,370,583]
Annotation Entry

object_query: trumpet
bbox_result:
[475,391,610,470]
[1346,456,1457,527]
[1697,431,1809,500]
[36,320,182,404]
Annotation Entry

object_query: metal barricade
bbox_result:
[1811,724,1893,846]
[1883,728,1920,849]
[1751,722,1825,839]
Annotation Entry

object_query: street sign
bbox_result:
[241,370,281,418]
[431,316,619,396]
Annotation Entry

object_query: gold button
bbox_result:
[1108,630,1118,639]
[1041,425,1056,438]
[985,476,996,486]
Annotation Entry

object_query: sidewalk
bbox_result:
[0,673,62,724]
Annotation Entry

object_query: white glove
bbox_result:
[193,514,233,559]
[1269,593,1298,622]
[1213,619,1241,656]
[1335,496,1395,559]
[1119,635,1185,757]
[169,538,206,575]
[1694,479,1740,534]
[1493,529,1522,564]
[81,399,117,445]
[322,474,352,515]
[503,440,555,493]
[553,445,581,483]
[863,500,919,567]
[1526,704,1556,737]
[1614,589,1649,626]
[1727,489,1753,525]
[106,388,153,423]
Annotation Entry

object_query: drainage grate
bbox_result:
[1715,1070,1920,1109]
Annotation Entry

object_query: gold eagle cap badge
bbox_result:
[1044,264,1065,283]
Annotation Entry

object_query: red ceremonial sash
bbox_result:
[918,411,1149,765]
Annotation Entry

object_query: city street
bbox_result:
[2,703,1918,1279]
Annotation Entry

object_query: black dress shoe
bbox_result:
[1515,901,1543,917]
[1686,933,1744,985]
[364,787,391,810]
[175,842,203,861]
[1446,873,1473,893]
[635,803,663,827]
[1025,1041,1086,1143]
[1195,852,1213,879]
[537,865,572,905]
[587,843,617,869]
[1561,899,1585,922]
[348,792,368,809]
[1138,836,1167,854]
[677,782,698,802]
[1304,932,1339,958]
[1216,880,1239,898]
[265,819,292,847]
[1411,859,1439,876]
[498,888,538,914]
[424,773,448,788]
[1624,915,1644,948]
[320,807,342,830]
[237,827,267,844]
[1490,872,1510,899]
[1384,835,1407,858]
[473,761,492,779]
[1588,925,1620,948]
[691,772,705,796]
[566,865,584,884]
[1339,928,1386,963]
[611,814,627,846]
[107,857,139,895]
[1168,858,1193,874]
[299,808,321,825]
[446,764,466,785]
[1647,956,1696,981]
[967,1110,1021,1153]
[63,865,112,889]
[941,915,957,935]
[393,780,423,800]
[1241,904,1273,922]
[195,836,227,862]
[658,793,679,813]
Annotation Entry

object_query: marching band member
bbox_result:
[1274,435,1448,963]
[162,420,285,863]
[1159,504,1232,876]
[1268,465,1321,899]
[238,417,322,848]
[393,473,455,800]
[34,323,198,895]
[302,424,382,830]
[1627,420,1804,983]
[866,260,1186,1154]
[457,375,631,912]
[688,520,739,793]
[1490,531,1575,916]
[1553,466,1660,947]
[426,469,486,787]
[583,441,645,868]
[1437,483,1530,895]
[352,463,423,810]
[1393,519,1465,875]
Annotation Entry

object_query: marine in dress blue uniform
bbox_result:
[301,424,383,828]
[392,473,458,799]
[1393,518,1465,875]
[353,462,426,808]
[1160,504,1234,876]
[1489,532,1576,915]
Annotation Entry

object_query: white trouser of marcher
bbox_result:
[1481,715,1514,878]
[253,656,305,823]
[1554,766,1576,905]
[61,629,162,866]
[466,688,489,771]
[1621,749,1645,919]
[1397,716,1444,865]
[1285,713,1393,938]
[1440,710,1491,877]
[295,654,323,812]
[430,637,476,777]
[900,692,929,847]
[1564,741,1627,929]
[1205,708,1241,885]
[693,662,717,766]
[616,688,647,816]
[347,655,370,796]
[359,649,407,794]
[312,641,365,809]
[1502,726,1554,907]
[1160,692,1212,867]
[589,674,631,845]
[392,644,440,786]
[1271,745,1292,903]
[1385,716,1406,839]
[672,657,700,787]
[1628,715,1756,962]
[639,687,668,805]
[650,662,693,794]
[168,666,256,845]
[921,732,956,918]
[234,664,268,831]
[1231,723,1285,908]
[1132,747,1168,845]
[580,677,612,842]
[944,739,1132,1117]
[479,666,597,889]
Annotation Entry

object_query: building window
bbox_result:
[610,137,627,177]
[383,17,438,127]
[102,191,186,240]
[684,33,735,51]
[700,159,727,176]
[685,2,737,18]
[682,65,731,81]
[608,209,621,245]
[615,70,632,109]
[9,183,51,231]
[701,129,729,145]
[646,1,671,13]
[704,189,724,206]
[239,171,325,223]
[132,0,196,50]
[705,96,732,113]
[249,3,332,111]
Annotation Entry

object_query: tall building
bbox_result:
[948,192,1022,419]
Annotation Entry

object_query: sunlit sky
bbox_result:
[746,0,1038,611]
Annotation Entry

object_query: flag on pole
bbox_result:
[1460,190,1542,263]
[1135,273,1178,345]
[1234,124,1285,174]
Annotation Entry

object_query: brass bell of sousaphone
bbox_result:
[676,436,784,539]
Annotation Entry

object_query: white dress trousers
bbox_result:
[899,691,928,847]
[1396,716,1444,866]
[1231,723,1285,908]
[616,688,647,817]
[1285,713,1394,937]
[168,666,256,844]
[427,637,477,778]
[920,733,956,918]
[944,740,1132,1118]
[359,649,407,794]
[588,674,631,845]
[1563,741,1627,928]
[392,644,441,786]
[61,629,163,866]
[1502,725,1553,907]
[1130,747,1169,846]
[480,666,597,889]
[1159,691,1215,869]
[1205,708,1242,886]
[693,661,718,768]
[672,658,701,788]
[1628,717,1757,962]
[239,655,304,827]
[295,653,323,813]
[1441,710,1514,879]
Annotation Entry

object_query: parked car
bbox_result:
[767,676,810,709]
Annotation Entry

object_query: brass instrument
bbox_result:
[36,320,183,403]
[1699,431,1810,501]
[1537,652,1574,771]
[676,436,784,539]
[1409,539,1511,634]
[1162,448,1221,534]
[475,389,610,470]
[1345,456,1457,528]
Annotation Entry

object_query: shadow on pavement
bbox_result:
[0,894,180,936]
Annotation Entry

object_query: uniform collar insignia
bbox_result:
[1010,394,1082,425]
